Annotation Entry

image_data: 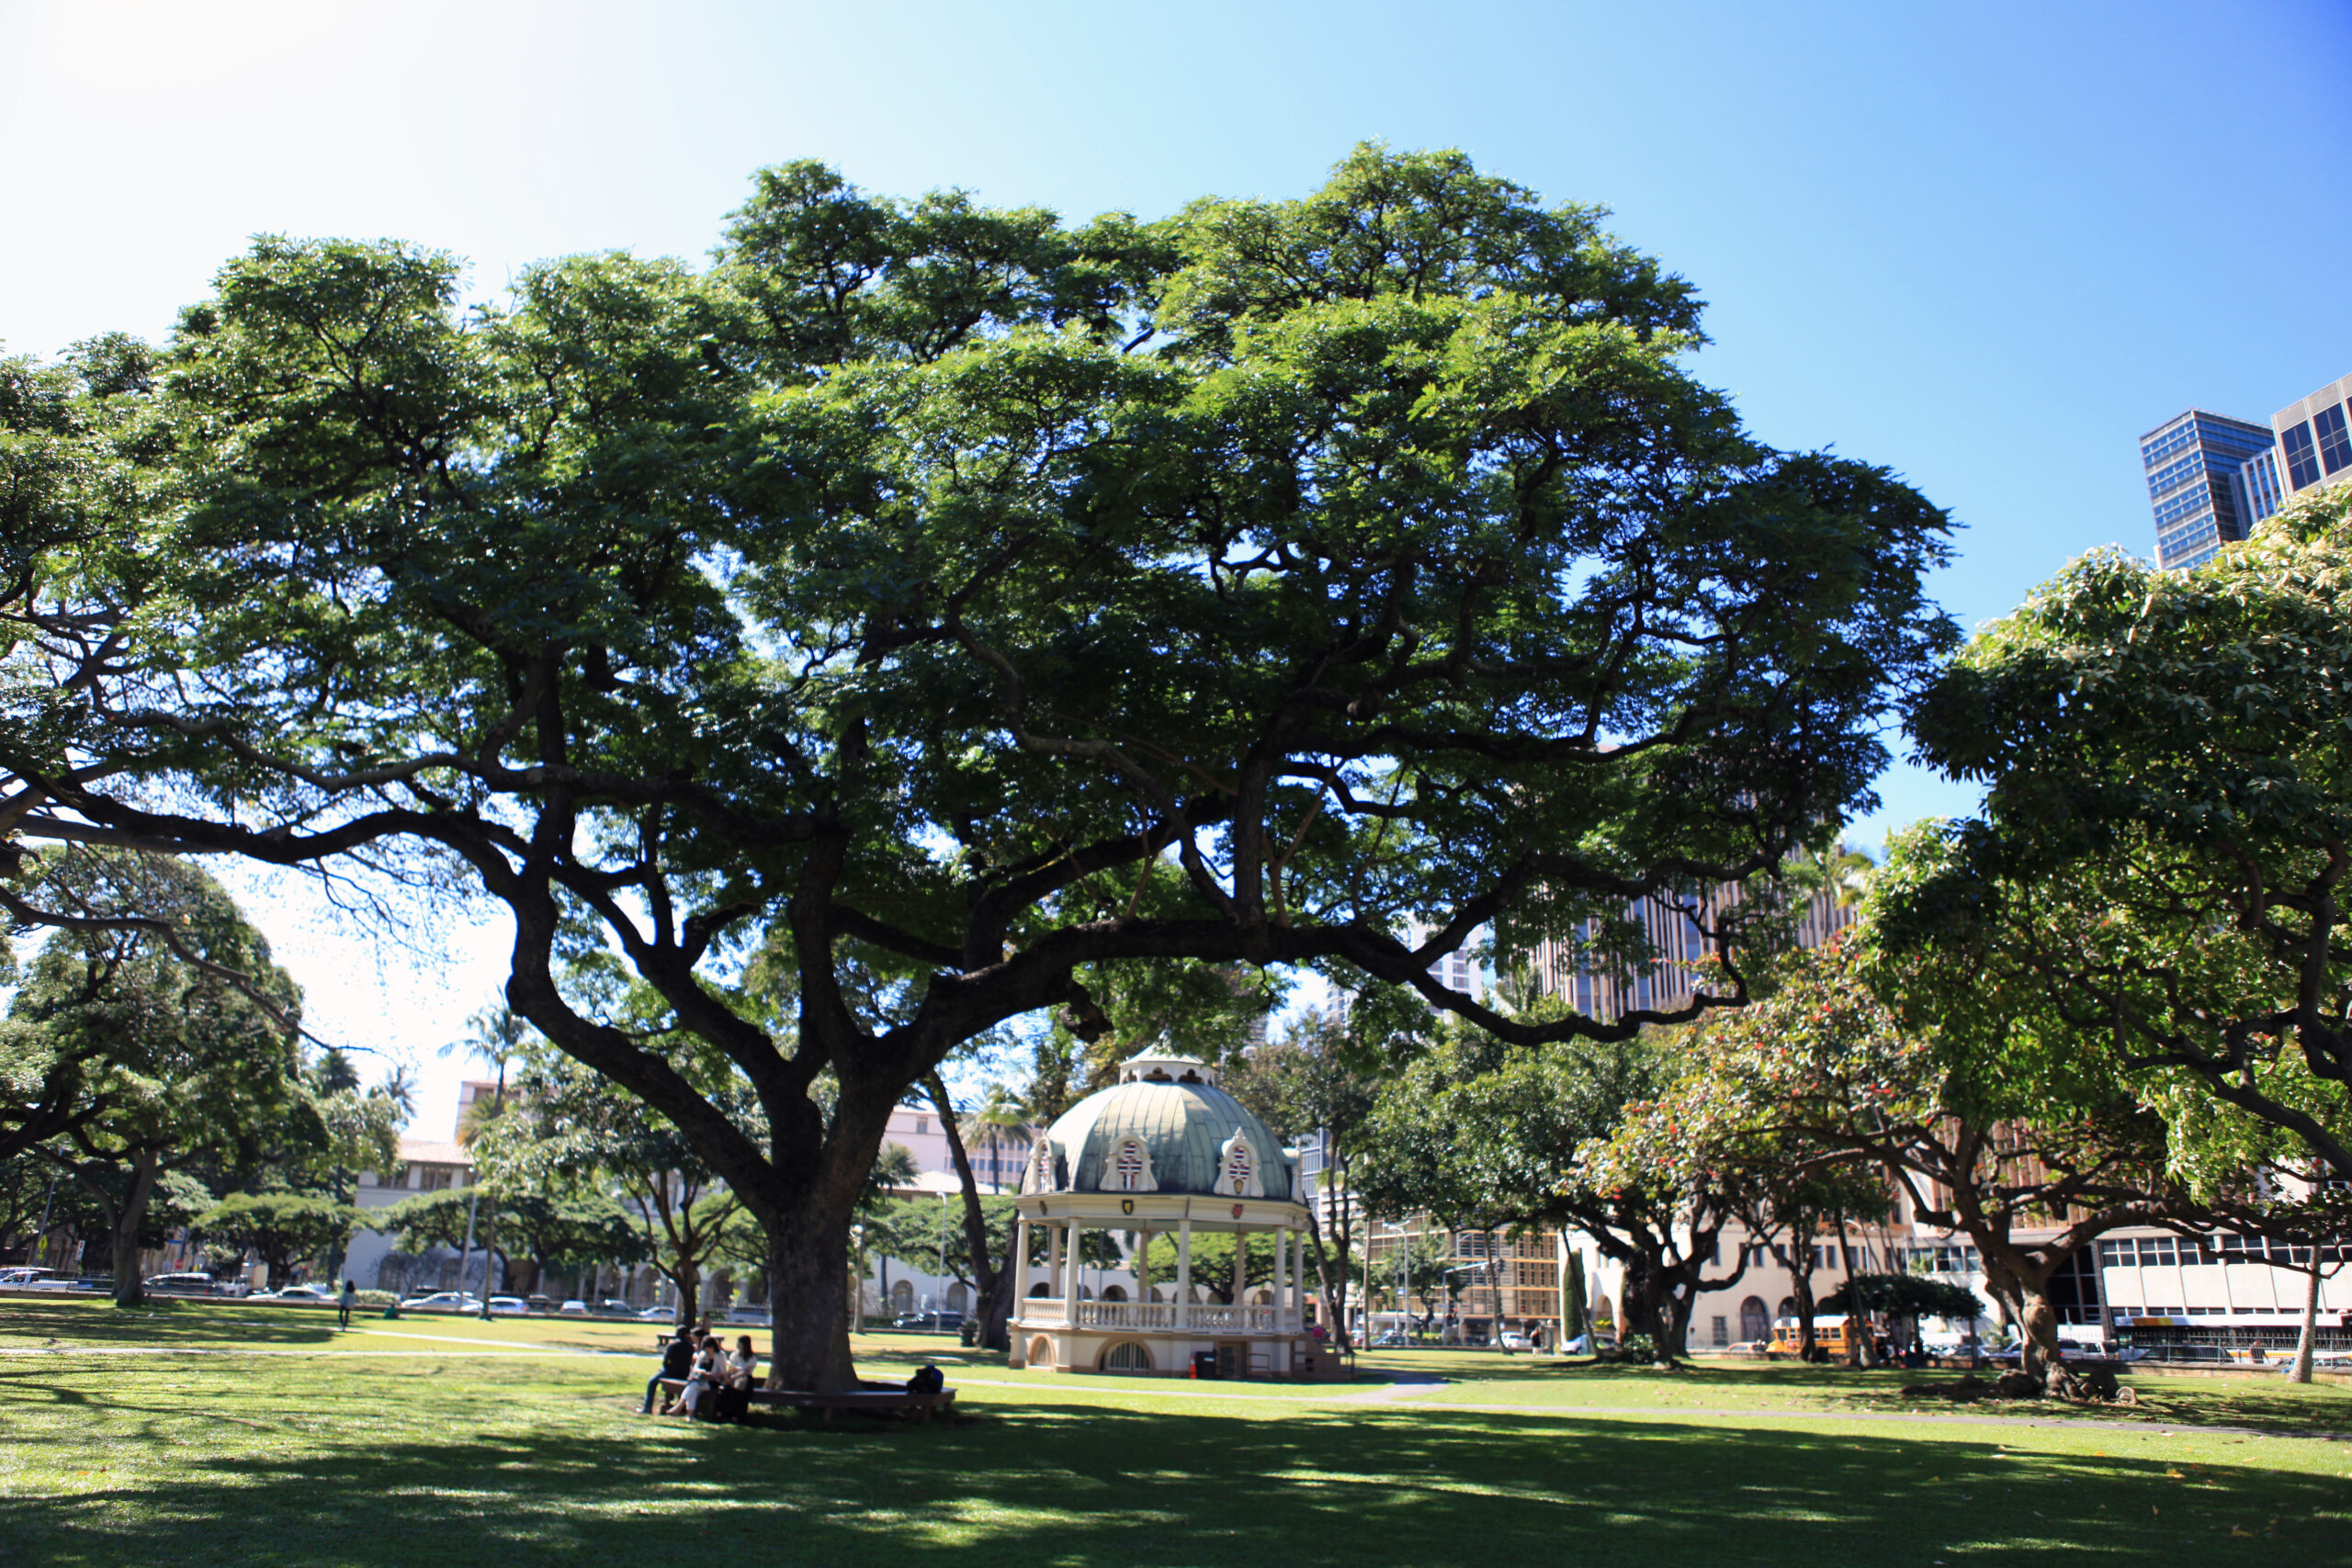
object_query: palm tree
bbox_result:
[863,1142,920,1212]
[441,1003,531,1314]
[956,1083,1037,1191]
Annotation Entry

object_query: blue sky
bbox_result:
[5,0,2347,1122]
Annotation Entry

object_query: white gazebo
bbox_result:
[1008,1054,1326,1378]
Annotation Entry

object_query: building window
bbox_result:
[2315,404,2352,478]
[2283,421,2322,489]
[417,1167,454,1192]
[1710,1315,1729,1347]
[914,1116,928,1135]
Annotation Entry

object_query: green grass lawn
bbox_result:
[2,1299,2347,1566]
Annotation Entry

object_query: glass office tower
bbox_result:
[2139,409,2278,570]
[2231,447,2284,533]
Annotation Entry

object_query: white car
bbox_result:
[558,1300,590,1315]
[403,1292,482,1312]
[1498,1330,1534,1353]
[259,1283,335,1302]
[637,1305,677,1322]
[485,1296,529,1315]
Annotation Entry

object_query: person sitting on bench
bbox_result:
[709,1335,760,1422]
[641,1328,701,1415]
[669,1336,724,1417]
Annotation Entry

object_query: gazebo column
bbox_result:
[1063,1220,1082,1320]
[1047,1221,1063,1301]
[1176,1217,1193,1336]
[1232,1233,1246,1306]
[1279,1232,1298,1335]
[1013,1217,1032,1307]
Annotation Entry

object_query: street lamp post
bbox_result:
[1396,1223,1408,1343]
[935,1193,949,1330]
[850,1224,865,1334]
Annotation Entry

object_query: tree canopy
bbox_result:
[3,852,303,1302]
[0,145,1955,1385]
[1889,484,2352,1179]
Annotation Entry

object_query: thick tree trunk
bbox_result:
[1665,1284,1698,1359]
[978,1253,1018,1352]
[1770,1227,1821,1359]
[1617,1255,1677,1361]
[762,1202,858,1393]
[109,1151,159,1307]
[2287,1266,2321,1385]
[657,1255,701,1329]
[1304,1207,1353,1352]
[1980,1260,2065,1387]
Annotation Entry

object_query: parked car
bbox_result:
[636,1305,677,1322]
[0,1267,55,1287]
[594,1299,634,1315]
[726,1306,772,1325]
[558,1300,590,1315]
[483,1296,529,1315]
[1371,1329,1411,1348]
[256,1283,335,1302]
[891,1310,966,1332]
[1498,1329,1534,1353]
[525,1294,551,1311]
[144,1272,223,1295]
[403,1292,482,1312]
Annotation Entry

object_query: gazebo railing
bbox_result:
[1190,1304,1282,1333]
[1028,1299,1295,1334]
[1078,1300,1177,1331]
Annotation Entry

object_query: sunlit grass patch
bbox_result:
[0,1299,2346,1566]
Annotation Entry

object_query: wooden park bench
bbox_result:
[650,1379,956,1425]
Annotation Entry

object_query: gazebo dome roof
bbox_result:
[1032,1055,1296,1201]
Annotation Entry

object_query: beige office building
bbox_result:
[2273,371,2352,499]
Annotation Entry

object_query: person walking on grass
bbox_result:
[338,1280,357,1331]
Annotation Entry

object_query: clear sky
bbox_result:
[6,0,2347,1128]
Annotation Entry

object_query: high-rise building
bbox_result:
[2272,372,2352,501]
[2230,447,2284,534]
[1526,875,1852,1023]
[2139,409,2278,570]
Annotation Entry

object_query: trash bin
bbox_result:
[1191,1350,1217,1380]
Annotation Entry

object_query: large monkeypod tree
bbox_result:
[0,146,1953,1389]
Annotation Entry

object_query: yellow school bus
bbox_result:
[1765,1316,1858,1358]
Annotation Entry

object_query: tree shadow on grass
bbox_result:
[0,1298,344,1350]
[0,1380,2342,1568]
[1372,1353,2352,1436]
